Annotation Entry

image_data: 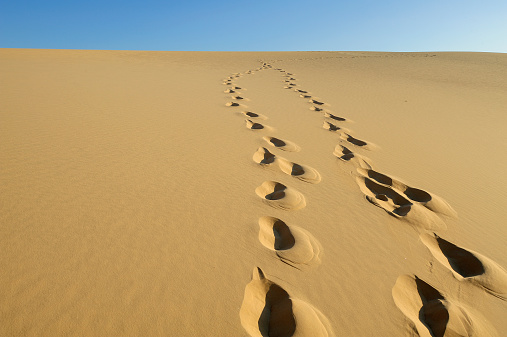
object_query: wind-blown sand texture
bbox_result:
[1,49,507,336]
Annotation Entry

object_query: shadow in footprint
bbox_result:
[255,181,306,210]
[246,119,264,130]
[240,267,333,337]
[240,268,296,337]
[253,147,276,165]
[263,136,300,152]
[420,233,507,299]
[342,133,368,147]
[392,274,480,337]
[334,145,355,161]
[258,216,322,268]
[309,99,324,105]
[436,237,484,277]
[359,168,455,216]
[324,112,347,122]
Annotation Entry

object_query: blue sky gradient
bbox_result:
[1,0,506,52]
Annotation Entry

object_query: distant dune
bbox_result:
[1,48,506,336]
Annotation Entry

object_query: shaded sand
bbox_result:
[1,49,507,336]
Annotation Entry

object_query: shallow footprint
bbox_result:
[392,274,489,337]
[258,216,322,267]
[255,181,306,210]
[420,233,507,299]
[240,267,333,337]
[263,136,300,152]
[225,102,241,107]
[310,106,324,112]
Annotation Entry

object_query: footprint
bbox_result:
[253,148,320,183]
[240,267,333,337]
[258,216,322,267]
[310,106,324,112]
[241,111,267,120]
[334,146,372,168]
[322,121,349,133]
[356,176,412,216]
[246,119,265,130]
[420,233,507,299]
[232,95,245,100]
[253,147,276,165]
[278,158,321,184]
[224,89,236,93]
[340,133,373,150]
[309,99,325,105]
[357,168,456,218]
[333,145,355,161]
[300,94,312,99]
[392,274,488,337]
[355,175,445,230]
[263,136,300,152]
[255,181,306,210]
[295,89,308,93]
[324,112,348,122]
[226,102,240,107]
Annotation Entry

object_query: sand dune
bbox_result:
[1,49,507,336]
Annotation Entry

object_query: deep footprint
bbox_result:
[253,147,276,165]
[323,121,349,133]
[355,175,446,230]
[255,181,306,210]
[309,99,324,105]
[324,112,348,122]
[240,268,333,337]
[392,274,486,337]
[245,119,265,130]
[357,168,456,217]
[420,233,507,299]
[340,133,371,149]
[258,216,322,267]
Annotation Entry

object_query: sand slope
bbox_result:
[1,49,506,336]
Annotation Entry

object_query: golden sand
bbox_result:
[1,49,506,336]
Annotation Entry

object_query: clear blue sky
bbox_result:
[1,0,506,52]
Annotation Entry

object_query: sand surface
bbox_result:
[1,49,507,336]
